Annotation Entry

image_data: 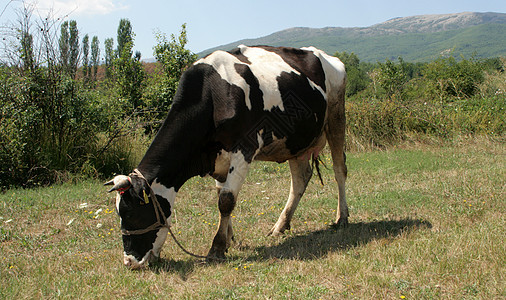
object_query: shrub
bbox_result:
[149,24,197,118]
[345,97,447,150]
[424,56,484,101]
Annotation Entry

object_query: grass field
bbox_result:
[0,137,504,299]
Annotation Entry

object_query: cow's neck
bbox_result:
[136,92,218,192]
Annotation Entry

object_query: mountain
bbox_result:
[199,12,506,62]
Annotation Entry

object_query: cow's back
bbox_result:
[193,45,345,163]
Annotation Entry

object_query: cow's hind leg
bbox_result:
[208,152,250,260]
[268,159,312,236]
[325,92,348,227]
[329,148,348,226]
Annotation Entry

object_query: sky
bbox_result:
[1,0,505,59]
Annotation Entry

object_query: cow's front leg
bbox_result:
[207,152,249,260]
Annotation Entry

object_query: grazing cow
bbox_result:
[105,45,347,269]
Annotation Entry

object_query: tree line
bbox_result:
[0,6,503,188]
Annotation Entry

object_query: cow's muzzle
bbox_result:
[123,251,157,269]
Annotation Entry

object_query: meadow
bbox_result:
[0,136,504,299]
[2,11,504,299]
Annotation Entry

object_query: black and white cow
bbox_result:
[105,45,347,268]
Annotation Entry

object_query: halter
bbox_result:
[118,169,223,261]
[120,169,169,236]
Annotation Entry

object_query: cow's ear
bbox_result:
[104,175,131,193]
[130,175,150,197]
[131,176,151,204]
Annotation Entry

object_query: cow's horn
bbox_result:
[105,175,131,193]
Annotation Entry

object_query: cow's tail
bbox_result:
[312,155,325,186]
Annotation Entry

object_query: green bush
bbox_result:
[345,55,504,150]
[346,97,445,149]
[424,56,485,100]
[147,24,197,122]
[334,51,370,97]
[0,69,36,186]
[0,67,100,187]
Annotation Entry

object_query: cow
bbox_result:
[105,45,347,269]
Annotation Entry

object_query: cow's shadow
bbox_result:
[248,218,431,261]
[150,218,431,278]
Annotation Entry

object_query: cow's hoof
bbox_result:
[333,218,348,229]
[267,229,283,237]
[206,248,226,262]
[267,224,290,236]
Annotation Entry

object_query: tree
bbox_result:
[59,20,80,78]
[117,19,133,58]
[12,3,36,73]
[90,36,100,81]
[82,34,90,81]
[20,29,35,73]
[104,38,115,79]
[151,24,197,112]
[59,21,70,70]
[376,57,409,100]
[334,51,369,97]
[114,19,145,110]
[68,20,79,78]
[116,47,145,109]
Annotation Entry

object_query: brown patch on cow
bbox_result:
[253,137,292,162]
[212,150,231,183]
[228,47,251,64]
[218,191,235,216]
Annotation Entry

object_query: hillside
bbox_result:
[199,12,506,62]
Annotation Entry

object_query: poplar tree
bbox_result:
[117,19,132,58]
[90,36,100,81]
[59,20,79,78]
[59,21,69,70]
[68,20,79,78]
[82,34,89,80]
[104,38,114,79]
[114,19,145,110]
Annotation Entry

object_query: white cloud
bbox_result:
[33,0,129,16]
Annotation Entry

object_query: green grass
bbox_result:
[0,137,504,299]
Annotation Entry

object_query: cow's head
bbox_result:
[105,173,173,269]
